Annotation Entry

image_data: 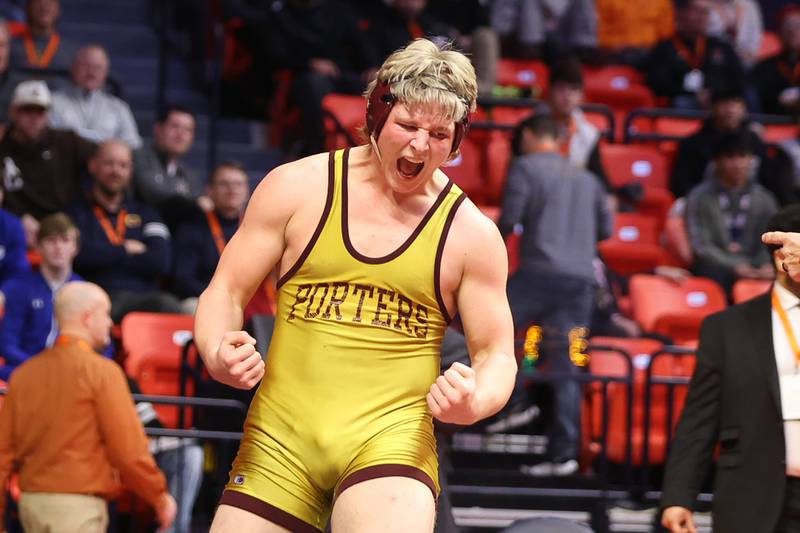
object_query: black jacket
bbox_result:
[646,34,743,101]
[661,292,788,533]
[670,119,766,198]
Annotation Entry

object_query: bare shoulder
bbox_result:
[439,195,508,295]
[245,152,330,224]
[449,197,507,260]
[252,152,329,201]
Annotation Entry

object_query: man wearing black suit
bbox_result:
[661,205,800,533]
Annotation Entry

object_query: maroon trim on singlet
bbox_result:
[335,464,438,501]
[276,151,337,289]
[341,148,455,265]
[219,490,322,533]
[434,193,466,324]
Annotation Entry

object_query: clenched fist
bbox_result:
[427,362,479,425]
[208,331,265,390]
[661,506,697,533]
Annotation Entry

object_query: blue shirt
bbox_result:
[0,270,81,380]
[0,208,29,286]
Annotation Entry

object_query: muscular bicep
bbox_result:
[206,170,295,307]
[455,215,515,363]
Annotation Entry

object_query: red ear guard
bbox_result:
[366,80,470,156]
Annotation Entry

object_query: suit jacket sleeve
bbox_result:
[660,314,723,510]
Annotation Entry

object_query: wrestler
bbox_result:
[195,38,516,533]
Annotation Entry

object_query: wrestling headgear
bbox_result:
[365,80,470,156]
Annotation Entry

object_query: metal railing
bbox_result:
[624,107,795,144]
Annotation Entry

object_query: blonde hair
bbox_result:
[365,39,478,124]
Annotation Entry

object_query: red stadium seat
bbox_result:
[629,274,726,344]
[758,31,782,61]
[442,136,487,202]
[582,338,695,466]
[732,279,772,304]
[121,312,196,429]
[600,144,669,190]
[497,59,549,96]
[485,130,513,204]
[763,123,799,144]
[322,93,366,150]
[599,213,671,275]
[583,68,655,114]
[600,144,674,221]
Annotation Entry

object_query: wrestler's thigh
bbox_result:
[330,476,435,533]
[210,504,293,533]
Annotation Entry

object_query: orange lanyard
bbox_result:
[23,29,60,68]
[773,290,800,366]
[672,35,706,70]
[558,117,576,157]
[55,335,94,353]
[205,211,228,255]
[93,205,128,246]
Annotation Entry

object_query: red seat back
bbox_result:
[629,274,726,343]
[732,279,772,304]
[121,313,196,428]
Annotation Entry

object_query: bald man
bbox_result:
[50,45,142,148]
[0,281,176,533]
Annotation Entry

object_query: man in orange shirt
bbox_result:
[0,281,176,533]
[596,0,674,66]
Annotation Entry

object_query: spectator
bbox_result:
[0,186,28,285]
[127,377,204,533]
[670,86,767,199]
[753,5,800,115]
[686,132,777,295]
[645,0,743,109]
[172,162,248,314]
[0,212,78,380]
[0,281,176,533]
[279,0,374,155]
[133,105,206,228]
[535,58,610,190]
[0,80,95,246]
[707,0,764,68]
[0,19,27,123]
[9,0,77,71]
[661,206,800,533]
[375,0,499,95]
[50,45,142,148]
[769,114,800,206]
[493,114,612,475]
[490,0,597,62]
[68,140,181,322]
[596,0,674,67]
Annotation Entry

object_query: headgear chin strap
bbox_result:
[366,80,470,156]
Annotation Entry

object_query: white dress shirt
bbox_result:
[771,282,800,476]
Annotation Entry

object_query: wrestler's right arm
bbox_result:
[194,163,301,389]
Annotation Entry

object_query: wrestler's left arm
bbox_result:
[427,208,517,425]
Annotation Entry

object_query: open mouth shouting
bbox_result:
[396,157,424,178]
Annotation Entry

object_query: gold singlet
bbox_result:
[219,148,466,532]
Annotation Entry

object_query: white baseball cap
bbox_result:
[11,80,51,108]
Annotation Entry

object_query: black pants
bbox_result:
[776,477,800,533]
